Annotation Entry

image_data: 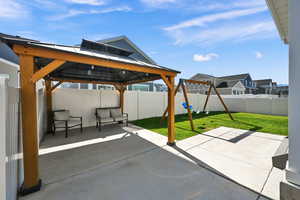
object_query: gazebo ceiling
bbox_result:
[1,36,180,85]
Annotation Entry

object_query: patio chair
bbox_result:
[95,107,128,131]
[52,110,83,138]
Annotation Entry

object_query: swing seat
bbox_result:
[182,102,192,110]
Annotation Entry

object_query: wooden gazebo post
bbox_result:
[161,75,176,145]
[19,55,41,195]
[45,80,52,133]
[116,84,126,113]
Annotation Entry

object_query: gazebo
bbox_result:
[1,37,180,195]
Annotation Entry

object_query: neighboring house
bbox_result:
[63,36,158,91]
[276,85,289,97]
[253,79,274,94]
[188,73,253,95]
[217,73,255,94]
[154,83,168,92]
[215,80,246,95]
[127,82,153,92]
[186,73,216,94]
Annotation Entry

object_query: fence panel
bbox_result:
[138,91,165,119]
[52,89,288,126]
[0,76,21,200]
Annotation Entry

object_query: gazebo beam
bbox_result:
[51,81,63,92]
[31,60,65,83]
[19,55,41,195]
[124,76,161,85]
[50,78,118,87]
[13,45,177,77]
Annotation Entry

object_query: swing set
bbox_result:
[161,78,234,131]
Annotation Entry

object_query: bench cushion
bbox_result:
[97,109,111,119]
[114,116,126,122]
[54,110,70,121]
[110,108,122,118]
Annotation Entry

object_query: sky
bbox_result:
[0,0,289,84]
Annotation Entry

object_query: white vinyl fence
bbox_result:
[0,76,23,200]
[52,88,288,128]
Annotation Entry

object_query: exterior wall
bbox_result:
[286,0,300,186]
[216,88,233,95]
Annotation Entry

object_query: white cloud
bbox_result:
[140,0,177,7]
[64,0,106,6]
[0,0,28,18]
[48,6,131,20]
[164,6,267,31]
[255,51,263,59]
[167,21,276,46]
[193,53,219,62]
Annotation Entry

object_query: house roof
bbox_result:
[98,35,157,65]
[0,35,180,85]
[266,0,288,43]
[218,73,250,80]
[190,73,215,80]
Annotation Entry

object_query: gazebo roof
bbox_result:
[1,36,180,85]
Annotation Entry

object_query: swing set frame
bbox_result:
[161,78,234,131]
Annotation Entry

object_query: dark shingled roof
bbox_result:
[218,73,250,80]
[190,73,215,80]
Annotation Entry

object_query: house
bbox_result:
[217,73,256,94]
[253,79,274,94]
[215,80,246,95]
[61,36,157,91]
[188,73,253,95]
[276,85,289,97]
[186,73,216,94]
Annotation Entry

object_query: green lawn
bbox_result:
[132,112,288,140]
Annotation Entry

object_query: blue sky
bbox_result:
[0,0,288,84]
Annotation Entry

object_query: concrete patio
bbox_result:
[21,124,285,200]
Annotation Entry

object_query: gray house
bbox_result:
[217,73,255,94]
[253,79,274,94]
[215,80,246,95]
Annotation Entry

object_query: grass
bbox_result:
[132,112,288,140]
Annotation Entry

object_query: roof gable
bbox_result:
[98,36,156,65]
[190,73,215,80]
[216,80,245,89]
